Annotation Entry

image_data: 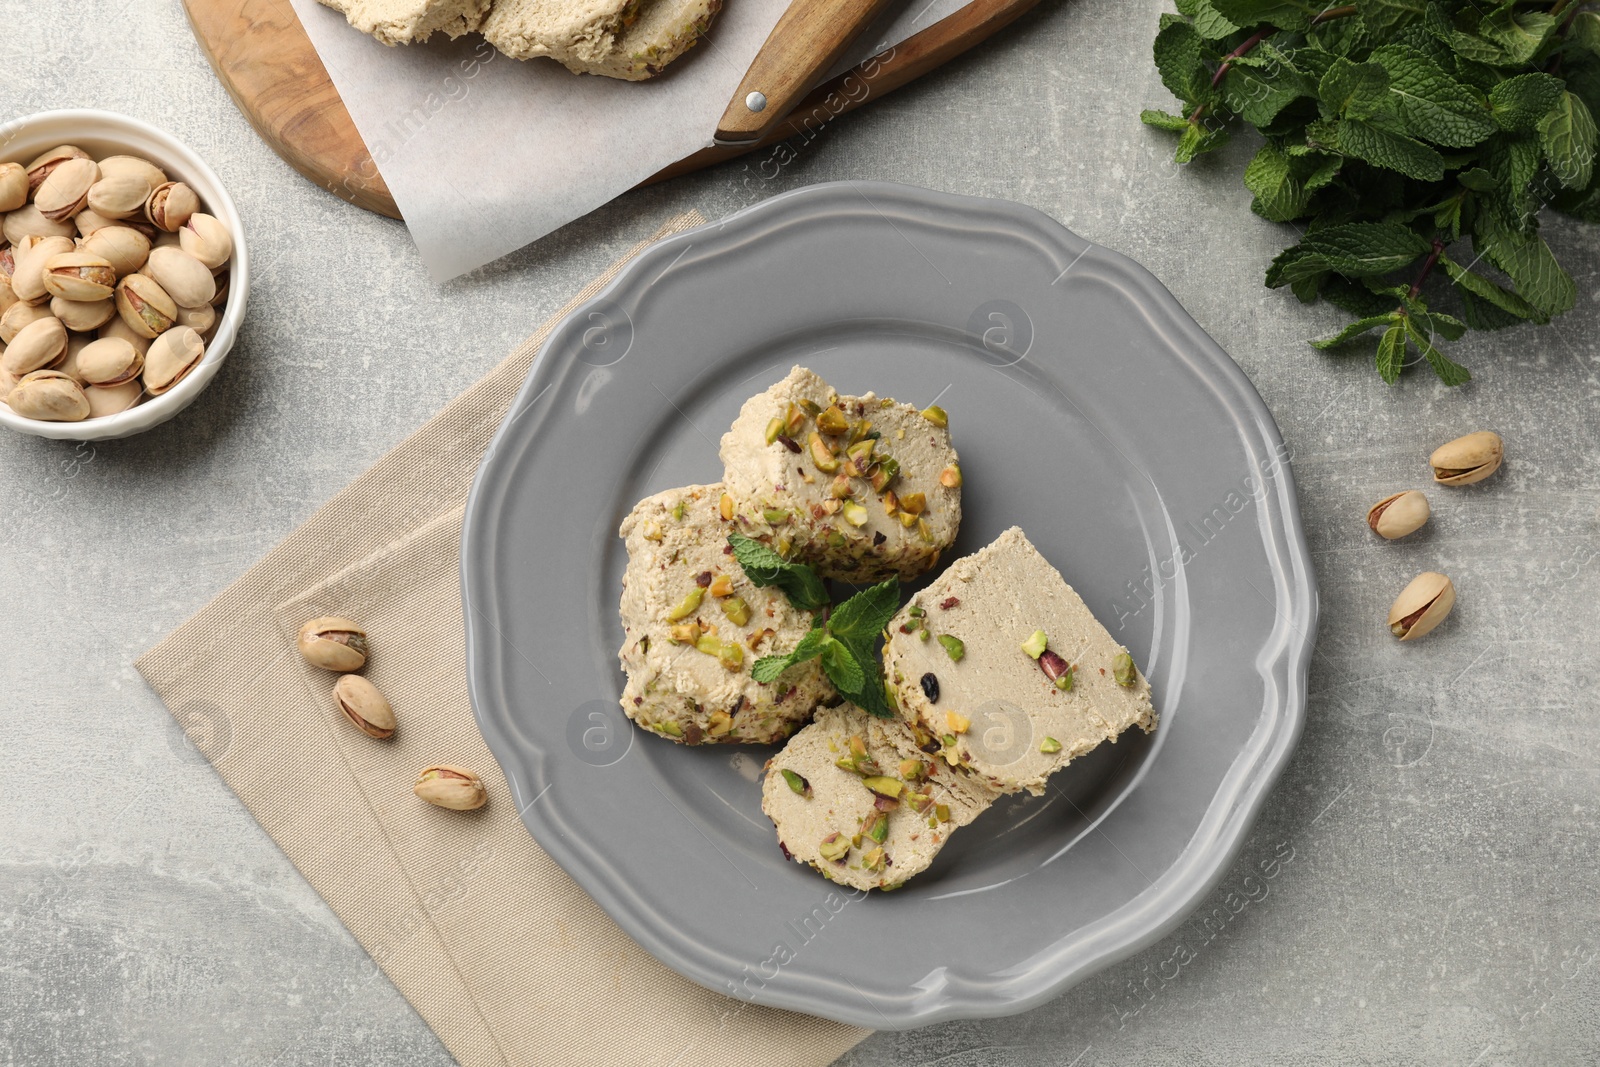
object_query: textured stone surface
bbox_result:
[2,0,1597,1063]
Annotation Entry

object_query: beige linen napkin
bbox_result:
[136,214,871,1067]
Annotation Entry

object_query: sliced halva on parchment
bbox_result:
[883,527,1157,796]
[618,483,835,745]
[316,0,490,45]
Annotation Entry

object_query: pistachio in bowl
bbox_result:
[0,110,248,441]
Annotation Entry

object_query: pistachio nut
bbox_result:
[0,276,18,316]
[1430,431,1503,486]
[145,247,216,308]
[51,295,116,333]
[175,302,215,337]
[96,155,167,190]
[0,162,27,212]
[41,252,117,302]
[0,369,21,405]
[1388,571,1455,641]
[56,334,90,383]
[99,315,152,355]
[34,158,98,223]
[0,300,53,344]
[178,213,232,270]
[11,236,75,304]
[153,229,181,250]
[83,380,143,418]
[297,616,369,671]
[86,172,153,221]
[1367,490,1430,539]
[142,325,203,395]
[81,225,151,277]
[333,674,396,740]
[1,316,68,375]
[144,181,199,232]
[77,337,143,387]
[0,243,15,288]
[414,765,487,810]
[7,369,88,422]
[114,273,177,339]
[24,145,90,194]
[73,209,120,237]
[3,204,77,245]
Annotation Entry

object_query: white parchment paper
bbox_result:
[286,0,968,281]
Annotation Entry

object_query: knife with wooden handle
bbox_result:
[714,0,904,145]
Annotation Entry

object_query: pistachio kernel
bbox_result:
[815,404,849,435]
[708,573,734,598]
[861,846,887,873]
[830,474,853,499]
[846,438,876,466]
[668,622,700,644]
[946,711,970,734]
[764,416,783,445]
[939,464,963,488]
[1039,649,1073,690]
[934,803,951,823]
[1022,629,1048,659]
[1112,652,1138,687]
[641,520,664,542]
[797,398,822,417]
[666,586,705,621]
[918,629,931,642]
[868,457,900,492]
[841,501,869,526]
[898,758,927,779]
[719,492,735,520]
[720,596,752,627]
[807,431,840,472]
[1040,736,1063,754]
[865,811,889,844]
[920,405,948,428]
[782,402,807,437]
[818,832,850,862]
[656,721,684,738]
[862,776,904,799]
[706,710,734,737]
[762,508,790,526]
[937,634,965,662]
[781,769,811,797]
[899,492,927,515]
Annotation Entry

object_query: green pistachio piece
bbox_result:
[861,776,904,799]
[797,398,823,417]
[808,431,840,473]
[763,508,790,525]
[818,833,849,862]
[1021,630,1048,659]
[868,456,900,492]
[841,501,869,526]
[918,628,931,642]
[815,404,849,434]
[671,500,687,521]
[861,846,886,873]
[781,769,811,797]
[764,416,783,445]
[720,596,752,627]
[920,405,948,428]
[667,587,704,621]
[937,634,965,662]
[1113,652,1137,687]
[656,722,684,738]
[934,803,951,823]
[1040,736,1062,754]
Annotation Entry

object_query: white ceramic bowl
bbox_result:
[0,109,248,441]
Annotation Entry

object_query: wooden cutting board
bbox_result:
[180,0,1044,219]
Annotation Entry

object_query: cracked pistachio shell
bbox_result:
[145,246,215,308]
[0,163,26,212]
[1368,490,1430,540]
[1,299,53,344]
[86,172,153,220]
[209,268,230,307]
[175,302,215,337]
[1388,572,1455,641]
[414,766,487,811]
[34,158,98,222]
[82,225,151,277]
[144,181,199,232]
[24,145,90,193]
[7,369,88,421]
[0,277,16,316]
[4,204,77,245]
[178,213,232,271]
[97,155,167,189]
[77,336,143,387]
[51,294,116,333]
[333,674,396,739]
[41,251,116,302]
[141,325,203,395]
[1,316,67,375]
[0,368,21,404]
[1430,431,1503,486]
[297,616,369,671]
[0,243,16,287]
[83,379,143,418]
[99,315,152,355]
[11,236,75,304]
[114,273,176,339]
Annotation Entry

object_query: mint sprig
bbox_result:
[727,533,829,612]
[751,579,901,719]
[1144,0,1600,384]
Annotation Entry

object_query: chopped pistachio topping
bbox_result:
[720,595,752,626]
[708,574,734,598]
[841,501,869,526]
[666,587,704,621]
[907,605,925,618]
[764,417,783,445]
[783,403,807,436]
[707,711,733,737]
[781,769,811,797]
[899,510,918,529]
[861,776,904,799]
[899,491,926,515]
[918,629,931,642]
[818,833,850,862]
[668,622,700,644]
[719,492,735,520]
[846,438,876,465]
[920,405,948,428]
[656,721,684,738]
[797,398,822,417]
[642,520,664,542]
[934,803,951,823]
[815,404,849,434]
[898,758,926,779]
[1055,670,1074,691]
[937,634,965,662]
[939,464,963,488]
[1022,630,1049,659]
[1113,652,1137,687]
[1040,736,1063,754]
[946,711,970,734]
[868,457,900,492]
[808,432,840,473]
[864,810,889,843]
[763,508,791,526]
[861,846,886,872]
[671,500,687,521]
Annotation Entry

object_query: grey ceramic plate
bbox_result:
[461,181,1317,1029]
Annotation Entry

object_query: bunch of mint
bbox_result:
[1143,0,1600,384]
[728,534,900,718]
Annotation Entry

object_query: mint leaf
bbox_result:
[1244,144,1309,221]
[1192,0,1241,40]
[1176,121,1231,162]
[1336,118,1446,179]
[826,579,899,647]
[1154,18,1210,105]
[1266,221,1432,286]
[1359,0,1425,36]
[1489,72,1564,132]
[1476,7,1557,67]
[1368,44,1496,147]
[727,533,829,613]
[1571,12,1600,62]
[1375,323,1407,383]
[1403,317,1471,385]
[1140,109,1192,132]
[1474,215,1577,317]
[1311,312,1400,348]
[751,625,829,683]
[816,637,864,695]
[1540,91,1599,192]
[1210,0,1319,32]
[1319,57,1391,119]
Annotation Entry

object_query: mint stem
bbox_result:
[1405,238,1447,302]
[1186,7,1357,124]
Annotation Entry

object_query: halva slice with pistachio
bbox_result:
[618,483,835,745]
[761,704,999,891]
[316,0,490,45]
[883,526,1157,796]
[570,0,722,80]
[718,366,961,582]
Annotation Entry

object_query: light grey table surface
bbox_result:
[3,0,1596,1063]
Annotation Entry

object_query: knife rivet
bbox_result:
[745,91,768,113]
